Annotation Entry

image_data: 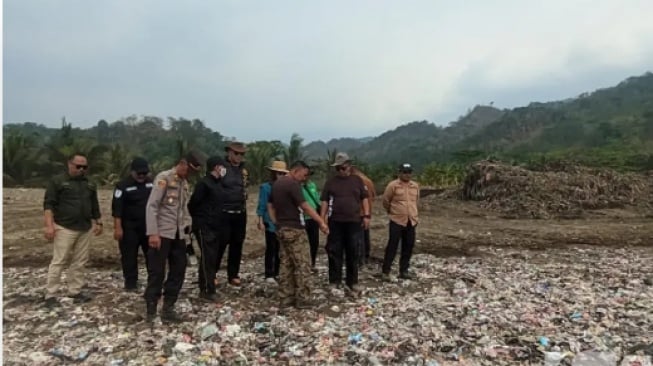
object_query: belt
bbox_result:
[223,210,243,214]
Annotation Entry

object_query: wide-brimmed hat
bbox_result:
[225,141,247,153]
[331,152,352,167]
[267,160,289,173]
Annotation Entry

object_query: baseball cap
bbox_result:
[130,157,149,173]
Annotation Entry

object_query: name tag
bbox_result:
[125,186,137,192]
[145,183,153,188]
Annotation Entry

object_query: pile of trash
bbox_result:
[459,160,651,219]
[3,245,652,365]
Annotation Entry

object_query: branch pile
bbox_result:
[459,160,651,219]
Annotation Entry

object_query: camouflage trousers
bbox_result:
[276,227,312,302]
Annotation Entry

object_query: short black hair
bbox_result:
[290,160,310,170]
[68,152,87,161]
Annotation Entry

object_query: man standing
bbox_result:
[381,163,420,281]
[144,152,202,322]
[320,153,370,297]
[43,153,102,307]
[188,156,225,302]
[112,157,153,292]
[215,142,249,287]
[268,161,328,309]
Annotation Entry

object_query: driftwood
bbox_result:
[459,160,651,219]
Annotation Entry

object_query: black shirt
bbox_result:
[112,176,153,229]
[188,173,224,229]
[218,162,248,211]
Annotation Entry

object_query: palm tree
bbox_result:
[282,133,306,166]
[3,132,38,186]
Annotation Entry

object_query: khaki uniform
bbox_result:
[146,169,192,242]
[277,227,312,303]
[144,168,192,305]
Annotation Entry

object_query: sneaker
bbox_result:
[70,292,93,303]
[229,278,242,287]
[398,271,416,280]
[265,277,278,286]
[161,306,182,323]
[124,283,139,292]
[199,292,220,302]
[329,283,344,297]
[346,285,363,298]
[381,273,397,283]
[43,297,60,308]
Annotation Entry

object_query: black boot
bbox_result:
[161,301,182,323]
[146,302,157,322]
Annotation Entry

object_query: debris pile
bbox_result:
[459,160,651,218]
[3,245,653,365]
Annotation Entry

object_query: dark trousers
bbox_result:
[195,226,220,294]
[264,228,280,278]
[358,228,371,266]
[382,221,416,275]
[326,221,361,288]
[216,212,247,280]
[119,225,149,287]
[144,234,187,304]
[304,219,320,266]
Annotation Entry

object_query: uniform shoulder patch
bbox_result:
[157,179,167,188]
[114,189,123,198]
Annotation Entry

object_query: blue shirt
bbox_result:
[256,182,276,232]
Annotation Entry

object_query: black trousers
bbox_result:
[304,219,320,267]
[119,225,149,287]
[358,228,371,266]
[264,228,280,278]
[144,234,187,304]
[382,221,416,275]
[195,226,220,294]
[326,221,361,288]
[216,212,247,281]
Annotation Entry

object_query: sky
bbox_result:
[3,0,653,142]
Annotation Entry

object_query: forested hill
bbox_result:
[4,72,653,187]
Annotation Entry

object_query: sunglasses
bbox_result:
[75,164,88,170]
[336,165,349,171]
[233,151,245,156]
[400,170,413,174]
[136,171,149,176]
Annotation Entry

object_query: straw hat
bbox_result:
[267,160,289,173]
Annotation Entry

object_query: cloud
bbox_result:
[4,0,653,142]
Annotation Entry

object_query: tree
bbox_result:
[282,133,306,166]
[3,132,38,185]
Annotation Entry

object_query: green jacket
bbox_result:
[44,173,101,231]
[301,180,321,220]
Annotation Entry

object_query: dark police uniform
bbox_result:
[111,175,153,289]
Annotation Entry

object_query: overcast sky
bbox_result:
[4,0,653,142]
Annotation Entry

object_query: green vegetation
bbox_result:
[4,72,653,189]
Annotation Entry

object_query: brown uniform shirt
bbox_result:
[321,175,369,223]
[382,179,419,226]
[269,175,306,230]
[146,168,192,242]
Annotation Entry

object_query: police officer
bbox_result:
[188,156,225,302]
[112,157,153,291]
[215,141,249,287]
[144,152,202,322]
